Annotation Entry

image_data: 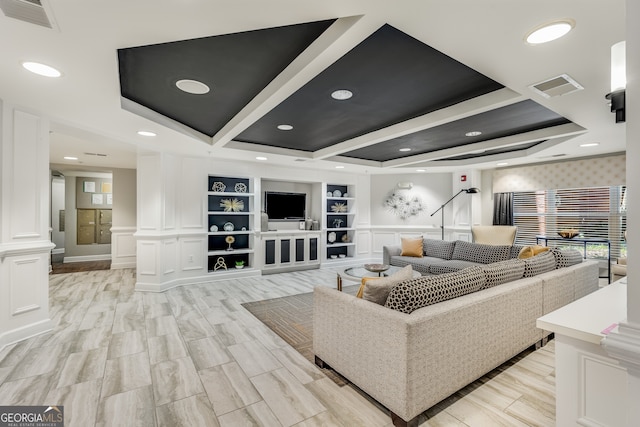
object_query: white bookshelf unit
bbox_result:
[325,183,356,261]
[207,175,255,273]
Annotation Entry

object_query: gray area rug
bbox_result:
[242,284,359,386]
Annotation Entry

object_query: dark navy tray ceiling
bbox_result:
[341,100,570,161]
[235,24,505,152]
[118,19,335,137]
[117,19,577,166]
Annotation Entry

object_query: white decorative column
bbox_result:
[134,153,208,291]
[0,101,54,348]
[602,2,640,425]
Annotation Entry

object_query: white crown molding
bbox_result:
[602,321,640,376]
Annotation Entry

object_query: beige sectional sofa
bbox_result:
[313,246,599,427]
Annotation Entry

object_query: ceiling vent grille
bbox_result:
[529,74,583,99]
[0,0,52,28]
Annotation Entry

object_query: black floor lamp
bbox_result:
[430,188,480,240]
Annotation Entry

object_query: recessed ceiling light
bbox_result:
[331,89,353,100]
[256,156,268,161]
[465,131,482,137]
[416,169,426,172]
[399,148,412,152]
[580,143,599,147]
[22,61,61,77]
[335,165,345,169]
[63,156,78,160]
[525,19,575,45]
[137,130,156,137]
[176,79,210,95]
[497,162,509,166]
[277,124,293,131]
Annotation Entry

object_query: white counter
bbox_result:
[537,278,627,344]
[537,278,628,427]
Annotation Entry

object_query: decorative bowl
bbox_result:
[558,229,580,239]
[364,263,390,273]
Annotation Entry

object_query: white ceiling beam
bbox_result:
[311,87,525,160]
[416,136,578,168]
[224,140,315,159]
[209,15,384,149]
[380,122,587,168]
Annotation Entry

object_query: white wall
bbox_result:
[0,101,53,348]
[111,168,136,269]
[369,173,451,227]
[50,175,65,253]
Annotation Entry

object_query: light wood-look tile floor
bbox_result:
[0,268,556,426]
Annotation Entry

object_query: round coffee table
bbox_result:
[342,265,421,282]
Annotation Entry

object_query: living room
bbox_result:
[1,1,638,426]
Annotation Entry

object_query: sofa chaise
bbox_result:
[313,241,598,427]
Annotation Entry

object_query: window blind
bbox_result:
[512,186,627,259]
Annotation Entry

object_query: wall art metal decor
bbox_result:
[330,202,348,213]
[384,190,426,220]
[220,198,244,212]
[212,181,226,192]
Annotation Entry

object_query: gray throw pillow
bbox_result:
[452,240,511,264]
[481,258,526,288]
[362,265,415,305]
[423,239,456,260]
[549,248,583,268]
[523,251,557,277]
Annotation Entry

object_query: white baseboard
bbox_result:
[111,261,136,270]
[51,248,65,254]
[0,318,53,352]
[63,254,112,263]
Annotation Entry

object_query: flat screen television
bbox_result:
[264,191,306,220]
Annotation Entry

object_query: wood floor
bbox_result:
[0,268,556,426]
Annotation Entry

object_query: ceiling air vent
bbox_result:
[0,0,52,28]
[529,74,583,99]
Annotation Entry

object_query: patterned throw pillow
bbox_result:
[384,266,486,314]
[400,237,423,257]
[451,241,511,264]
[510,245,526,259]
[522,251,557,277]
[549,248,583,268]
[423,239,456,260]
[481,258,526,289]
[358,265,415,305]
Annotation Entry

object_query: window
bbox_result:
[513,186,627,259]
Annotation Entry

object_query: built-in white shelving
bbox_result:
[207,175,255,272]
[325,184,356,261]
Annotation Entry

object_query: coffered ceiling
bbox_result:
[0,0,626,172]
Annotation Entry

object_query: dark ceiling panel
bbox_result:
[118,19,335,137]
[235,24,504,151]
[341,100,571,161]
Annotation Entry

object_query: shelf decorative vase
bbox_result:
[261,211,269,231]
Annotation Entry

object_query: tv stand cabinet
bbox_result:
[260,230,321,274]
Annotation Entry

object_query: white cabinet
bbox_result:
[207,175,255,273]
[325,183,356,261]
[261,230,321,273]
